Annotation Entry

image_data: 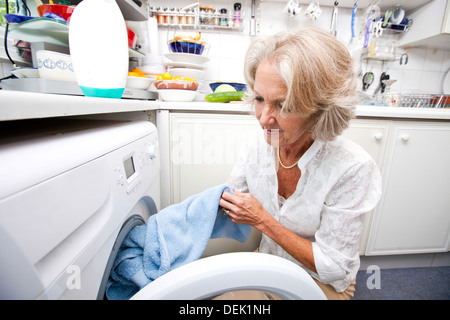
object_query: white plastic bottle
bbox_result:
[69,0,128,99]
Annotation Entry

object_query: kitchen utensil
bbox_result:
[127,27,137,49]
[399,53,408,65]
[382,10,392,27]
[10,67,39,78]
[37,4,74,22]
[169,68,205,80]
[373,72,389,94]
[209,82,246,92]
[3,14,37,24]
[283,0,301,17]
[305,0,322,20]
[163,61,207,70]
[390,7,405,24]
[168,39,207,55]
[126,76,152,90]
[36,50,76,82]
[154,80,199,91]
[157,89,197,102]
[362,71,374,91]
[363,3,380,48]
[250,0,256,35]
[371,19,383,37]
[330,1,338,37]
[165,52,209,64]
[351,2,357,39]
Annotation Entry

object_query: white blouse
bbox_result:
[226,128,382,292]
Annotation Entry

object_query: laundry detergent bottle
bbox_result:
[69,0,128,99]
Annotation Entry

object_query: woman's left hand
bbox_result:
[219,190,269,229]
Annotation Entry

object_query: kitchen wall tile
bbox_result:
[423,48,445,72]
[203,58,220,84]
[402,47,426,71]
[401,69,422,93]
[418,70,441,94]
[218,33,251,59]
[442,50,450,72]
[218,57,246,83]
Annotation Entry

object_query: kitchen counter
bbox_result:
[1,90,450,121]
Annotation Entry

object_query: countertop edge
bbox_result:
[1,90,449,121]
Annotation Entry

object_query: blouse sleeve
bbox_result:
[311,158,382,285]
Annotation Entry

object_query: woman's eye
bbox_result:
[255,96,264,103]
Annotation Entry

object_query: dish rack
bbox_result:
[384,94,449,108]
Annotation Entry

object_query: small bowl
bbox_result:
[37,4,74,22]
[209,82,246,92]
[169,40,206,55]
[126,76,152,90]
[169,68,205,80]
[157,89,197,102]
[127,27,136,49]
[154,80,198,91]
[36,50,76,82]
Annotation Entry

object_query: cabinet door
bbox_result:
[343,119,390,168]
[366,121,450,255]
[170,113,260,204]
[342,119,390,254]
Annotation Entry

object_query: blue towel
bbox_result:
[106,184,251,300]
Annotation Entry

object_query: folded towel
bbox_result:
[106,184,251,300]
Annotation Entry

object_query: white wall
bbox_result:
[2,0,449,95]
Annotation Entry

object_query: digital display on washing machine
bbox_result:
[124,156,135,179]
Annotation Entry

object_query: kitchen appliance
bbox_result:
[0,119,160,299]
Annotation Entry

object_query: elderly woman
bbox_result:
[219,28,382,300]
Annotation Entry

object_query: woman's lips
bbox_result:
[264,128,281,135]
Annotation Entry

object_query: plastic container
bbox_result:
[69,0,128,99]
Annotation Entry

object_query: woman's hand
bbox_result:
[219,190,270,229]
[221,190,317,273]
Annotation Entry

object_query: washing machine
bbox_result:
[0,118,326,300]
[0,119,160,299]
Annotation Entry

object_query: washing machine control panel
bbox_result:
[115,132,159,195]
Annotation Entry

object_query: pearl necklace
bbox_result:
[277,148,300,169]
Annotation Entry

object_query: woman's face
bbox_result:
[253,61,311,148]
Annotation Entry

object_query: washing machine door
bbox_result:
[130,252,326,300]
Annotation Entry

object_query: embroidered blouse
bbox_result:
[226,128,382,292]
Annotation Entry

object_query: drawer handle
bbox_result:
[401,134,410,141]
[374,133,383,140]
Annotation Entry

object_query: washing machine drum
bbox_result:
[97,197,157,300]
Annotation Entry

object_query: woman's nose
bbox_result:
[258,105,276,126]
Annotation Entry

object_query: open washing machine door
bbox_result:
[131,252,326,300]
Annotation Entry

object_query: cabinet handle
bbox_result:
[374,133,383,140]
[401,134,410,141]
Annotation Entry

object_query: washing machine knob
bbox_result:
[147,144,158,159]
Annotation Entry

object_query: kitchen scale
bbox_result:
[2,78,158,100]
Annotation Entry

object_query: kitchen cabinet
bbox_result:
[398,0,450,49]
[342,119,391,254]
[168,112,260,204]
[365,121,450,255]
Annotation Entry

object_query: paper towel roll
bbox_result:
[147,17,160,55]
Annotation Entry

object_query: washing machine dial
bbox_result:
[147,144,158,160]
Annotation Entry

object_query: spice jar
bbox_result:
[220,8,227,26]
[233,3,241,28]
